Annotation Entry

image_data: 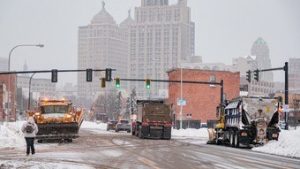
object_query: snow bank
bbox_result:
[171,128,209,145]
[172,128,208,138]
[81,121,107,130]
[0,121,25,148]
[252,128,300,158]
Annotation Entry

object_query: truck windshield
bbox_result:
[41,105,69,114]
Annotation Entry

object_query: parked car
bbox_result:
[107,120,118,131]
[115,120,131,133]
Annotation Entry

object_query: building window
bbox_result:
[209,75,216,87]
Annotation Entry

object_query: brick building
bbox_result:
[168,69,240,128]
[0,75,16,121]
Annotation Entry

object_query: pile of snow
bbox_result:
[172,128,208,138]
[81,121,107,130]
[253,128,300,158]
[172,128,208,145]
[0,121,25,148]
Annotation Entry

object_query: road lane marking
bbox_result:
[138,157,160,169]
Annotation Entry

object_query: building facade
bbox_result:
[17,76,56,97]
[232,56,258,77]
[0,75,16,121]
[251,37,273,82]
[129,0,195,98]
[77,2,129,100]
[16,76,56,117]
[168,69,240,128]
[289,58,300,94]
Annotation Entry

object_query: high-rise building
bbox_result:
[129,0,195,98]
[232,56,258,77]
[77,2,129,100]
[251,37,273,82]
[289,58,300,94]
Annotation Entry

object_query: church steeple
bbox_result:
[23,60,29,76]
[23,60,28,71]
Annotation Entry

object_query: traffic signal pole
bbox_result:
[247,62,289,129]
[284,62,289,130]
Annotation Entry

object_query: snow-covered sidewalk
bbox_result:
[0,121,25,148]
[252,127,300,158]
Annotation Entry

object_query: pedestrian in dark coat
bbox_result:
[21,116,38,155]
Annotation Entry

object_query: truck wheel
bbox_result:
[234,132,240,148]
[138,128,144,139]
[229,131,235,147]
[135,127,139,137]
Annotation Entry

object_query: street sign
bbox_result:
[283,104,289,112]
[177,99,186,106]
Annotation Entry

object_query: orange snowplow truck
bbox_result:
[28,98,84,141]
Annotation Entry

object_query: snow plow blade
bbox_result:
[36,123,80,140]
[207,128,216,144]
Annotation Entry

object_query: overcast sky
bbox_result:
[0,0,299,87]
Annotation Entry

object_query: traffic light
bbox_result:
[105,68,112,81]
[254,69,259,81]
[101,78,106,88]
[86,69,93,82]
[246,70,251,83]
[115,78,120,88]
[146,79,150,89]
[51,69,58,83]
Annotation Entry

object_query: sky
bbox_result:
[0,0,299,88]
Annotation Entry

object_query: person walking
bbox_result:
[21,116,38,155]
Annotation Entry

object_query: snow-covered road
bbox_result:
[1,121,300,169]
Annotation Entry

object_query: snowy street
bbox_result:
[1,122,300,169]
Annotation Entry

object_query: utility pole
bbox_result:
[180,67,183,129]
[284,62,289,130]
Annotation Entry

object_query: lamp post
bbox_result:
[28,73,36,110]
[7,44,44,121]
[179,67,183,129]
[151,58,159,97]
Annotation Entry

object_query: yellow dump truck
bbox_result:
[28,98,84,141]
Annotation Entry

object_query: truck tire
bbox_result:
[135,126,139,137]
[229,131,235,147]
[234,132,240,148]
[138,128,144,139]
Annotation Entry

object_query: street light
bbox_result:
[180,67,183,129]
[28,73,36,110]
[7,44,44,121]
